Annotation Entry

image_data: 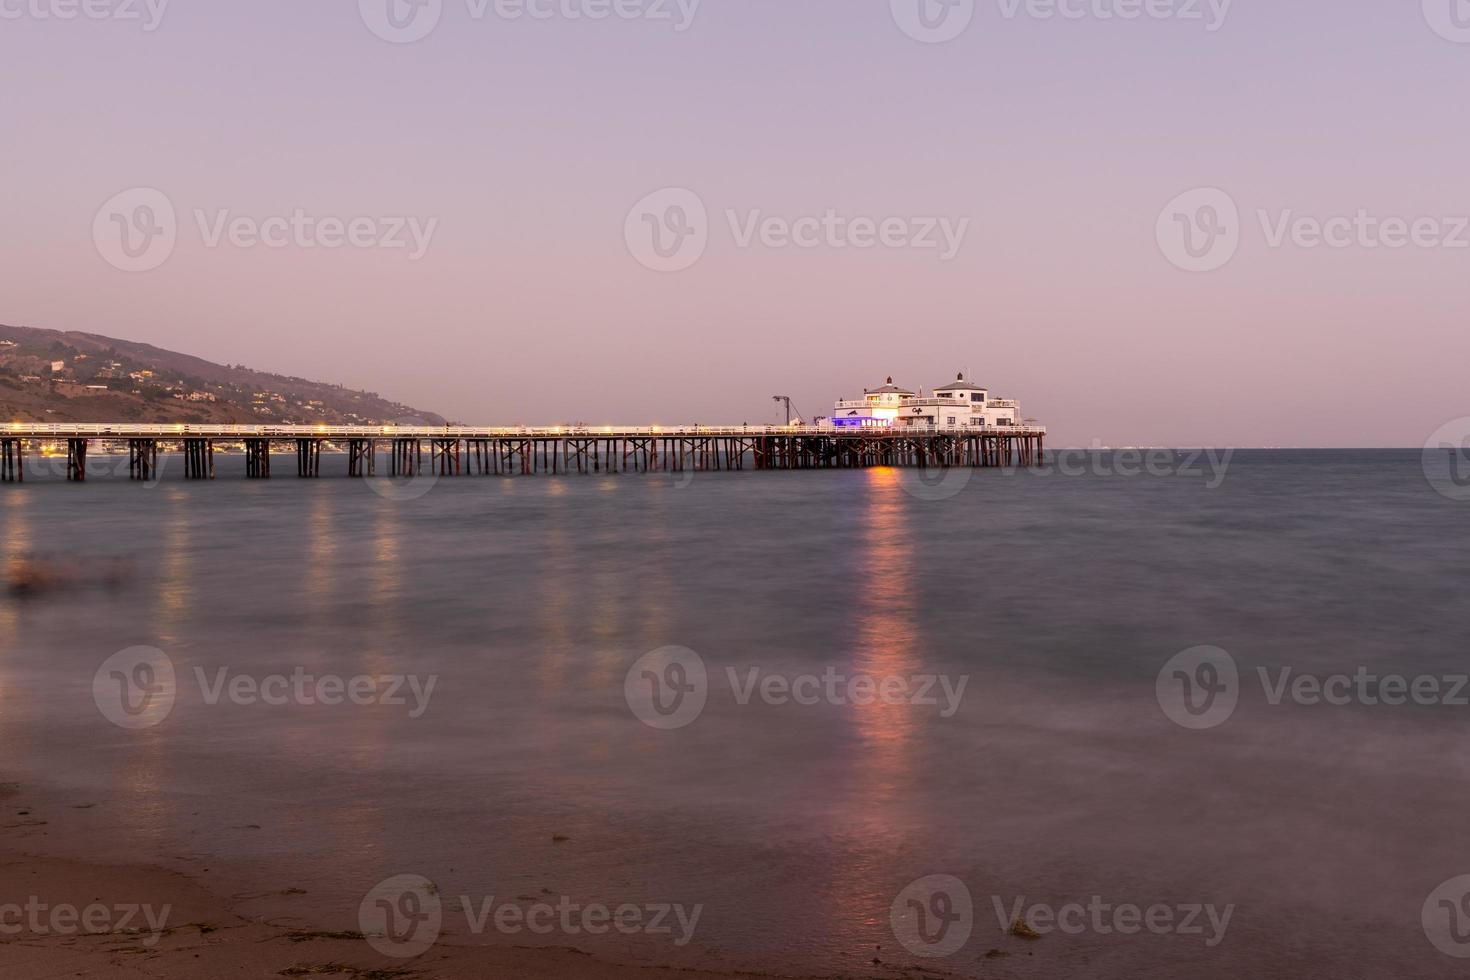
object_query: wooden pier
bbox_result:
[0,424,1047,482]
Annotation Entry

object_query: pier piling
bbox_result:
[0,425,1048,485]
[128,439,158,481]
[245,439,272,479]
[183,439,215,480]
[66,438,88,482]
[0,438,22,483]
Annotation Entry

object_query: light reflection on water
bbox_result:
[0,452,1468,977]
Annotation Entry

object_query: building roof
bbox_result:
[865,376,916,396]
[933,372,987,392]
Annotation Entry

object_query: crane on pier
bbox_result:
[772,395,805,426]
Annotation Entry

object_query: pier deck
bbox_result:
[0,424,1046,482]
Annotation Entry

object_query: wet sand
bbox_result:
[0,804,879,980]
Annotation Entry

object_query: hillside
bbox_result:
[0,324,446,426]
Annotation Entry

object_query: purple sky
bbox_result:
[3,0,1468,446]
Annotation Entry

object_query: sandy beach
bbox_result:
[0,777,927,980]
[0,803,870,980]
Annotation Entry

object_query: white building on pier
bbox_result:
[826,373,1031,430]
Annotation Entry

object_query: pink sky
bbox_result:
[2,0,1467,446]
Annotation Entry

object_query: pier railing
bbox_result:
[4,423,1046,439]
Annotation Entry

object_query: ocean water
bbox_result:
[2,449,1468,978]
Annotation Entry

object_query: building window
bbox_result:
[947,417,956,426]
[971,393,985,402]
[971,418,984,426]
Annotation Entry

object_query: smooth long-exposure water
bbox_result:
[2,449,1467,978]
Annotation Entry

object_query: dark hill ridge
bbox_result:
[0,323,446,426]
